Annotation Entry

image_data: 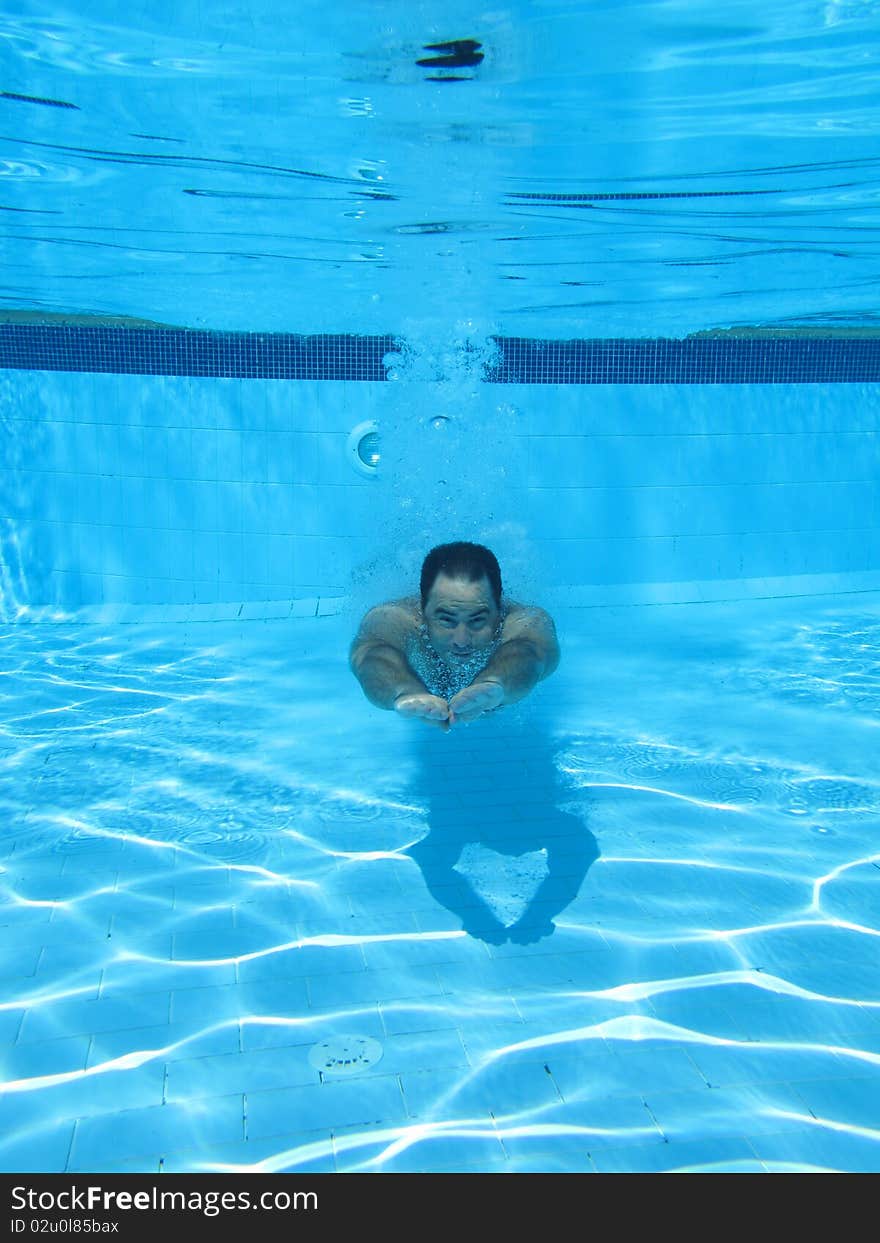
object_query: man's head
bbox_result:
[419,542,502,666]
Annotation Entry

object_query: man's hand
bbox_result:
[394,681,505,730]
[394,692,452,730]
[448,679,505,724]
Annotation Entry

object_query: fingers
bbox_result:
[394,690,499,730]
[394,694,451,724]
[419,702,450,721]
[448,683,504,723]
[448,692,493,723]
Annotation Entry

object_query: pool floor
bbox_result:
[3,593,880,1173]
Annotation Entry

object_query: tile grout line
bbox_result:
[64,1119,78,1173]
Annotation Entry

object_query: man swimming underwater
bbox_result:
[350,541,559,730]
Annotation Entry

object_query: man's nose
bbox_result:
[452,625,469,646]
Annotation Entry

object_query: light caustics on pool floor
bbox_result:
[2,597,880,1173]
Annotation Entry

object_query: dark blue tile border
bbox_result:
[0,325,395,381]
[488,336,880,384]
[0,324,878,383]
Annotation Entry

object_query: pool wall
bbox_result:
[4,367,880,617]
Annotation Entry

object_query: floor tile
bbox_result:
[236,942,365,982]
[642,1082,818,1141]
[686,1043,857,1089]
[241,1003,385,1052]
[0,1011,24,1045]
[69,1094,245,1165]
[2,1061,166,1121]
[0,1118,75,1173]
[529,1094,664,1150]
[165,1043,319,1102]
[67,1153,163,1173]
[340,1125,508,1173]
[17,991,173,1043]
[380,995,520,1037]
[160,1130,337,1173]
[306,965,443,1008]
[0,1033,91,1081]
[86,1019,241,1067]
[498,1139,594,1172]
[399,1060,560,1122]
[549,1045,708,1100]
[169,977,309,1025]
[748,1127,880,1173]
[590,1135,758,1173]
[787,1074,880,1131]
[246,1075,406,1138]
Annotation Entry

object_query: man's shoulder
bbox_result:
[353,598,420,646]
[501,601,559,646]
[500,600,560,676]
[375,596,421,624]
[502,600,554,629]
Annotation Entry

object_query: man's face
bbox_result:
[422,572,501,666]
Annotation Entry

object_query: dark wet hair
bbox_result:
[420,542,502,610]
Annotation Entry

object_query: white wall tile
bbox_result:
[6,371,880,609]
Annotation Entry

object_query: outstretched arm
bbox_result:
[349,603,450,727]
[349,604,423,708]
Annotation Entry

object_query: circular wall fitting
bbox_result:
[347,420,380,477]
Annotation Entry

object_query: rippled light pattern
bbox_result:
[3,595,880,1173]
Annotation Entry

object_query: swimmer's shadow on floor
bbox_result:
[405,722,599,946]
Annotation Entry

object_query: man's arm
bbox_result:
[449,606,559,722]
[349,603,425,709]
[484,605,559,700]
[350,604,451,728]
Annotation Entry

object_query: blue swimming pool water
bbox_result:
[3,596,880,1172]
[3,0,880,1176]
[2,0,880,335]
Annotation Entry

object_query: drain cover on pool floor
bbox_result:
[309,1035,384,1077]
